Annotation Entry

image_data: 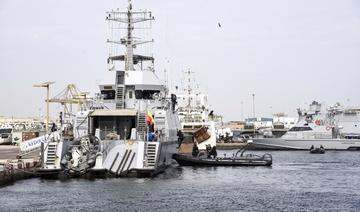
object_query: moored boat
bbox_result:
[175,71,217,154]
[173,143,272,167]
[253,101,360,150]
[37,0,181,178]
[173,153,272,166]
[310,148,325,154]
[310,145,325,154]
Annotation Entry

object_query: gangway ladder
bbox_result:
[116,85,125,109]
[137,112,147,139]
[146,142,157,167]
[46,143,57,166]
[115,71,125,109]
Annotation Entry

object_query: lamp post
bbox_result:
[252,94,255,136]
[34,82,55,133]
[252,94,255,119]
[240,101,244,121]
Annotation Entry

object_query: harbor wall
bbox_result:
[0,160,38,186]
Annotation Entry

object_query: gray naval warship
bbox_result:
[252,101,360,150]
[38,0,181,177]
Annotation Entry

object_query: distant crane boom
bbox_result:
[49,84,90,119]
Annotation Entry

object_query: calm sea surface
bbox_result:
[1,151,360,212]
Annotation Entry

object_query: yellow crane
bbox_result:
[49,84,89,120]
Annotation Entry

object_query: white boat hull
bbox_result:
[252,138,360,150]
[102,140,177,177]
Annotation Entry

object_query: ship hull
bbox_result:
[252,138,360,150]
[102,140,177,177]
[38,140,178,178]
[173,153,272,166]
[134,140,178,177]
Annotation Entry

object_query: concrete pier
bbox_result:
[0,146,39,160]
[0,146,39,186]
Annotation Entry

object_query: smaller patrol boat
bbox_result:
[173,141,272,167]
[310,145,325,154]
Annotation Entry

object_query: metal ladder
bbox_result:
[146,143,157,167]
[46,143,57,166]
[137,112,146,139]
[116,85,125,109]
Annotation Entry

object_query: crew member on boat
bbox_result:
[206,144,217,159]
[177,130,184,148]
[146,111,155,141]
[209,146,217,158]
[154,130,159,141]
[192,142,199,157]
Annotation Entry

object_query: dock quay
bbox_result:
[0,146,39,186]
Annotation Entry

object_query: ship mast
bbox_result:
[106,0,154,72]
[106,0,155,109]
[125,0,134,71]
[184,69,194,114]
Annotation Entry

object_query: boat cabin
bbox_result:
[88,110,138,140]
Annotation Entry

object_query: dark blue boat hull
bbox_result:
[173,153,272,167]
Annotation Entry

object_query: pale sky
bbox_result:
[0,0,359,121]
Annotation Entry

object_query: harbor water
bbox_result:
[0,150,360,211]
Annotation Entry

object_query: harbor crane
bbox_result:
[49,84,89,120]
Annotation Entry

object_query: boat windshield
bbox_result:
[288,126,312,132]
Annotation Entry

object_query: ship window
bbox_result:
[135,90,142,99]
[104,86,113,90]
[101,90,115,100]
[135,90,160,100]
[289,127,312,131]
